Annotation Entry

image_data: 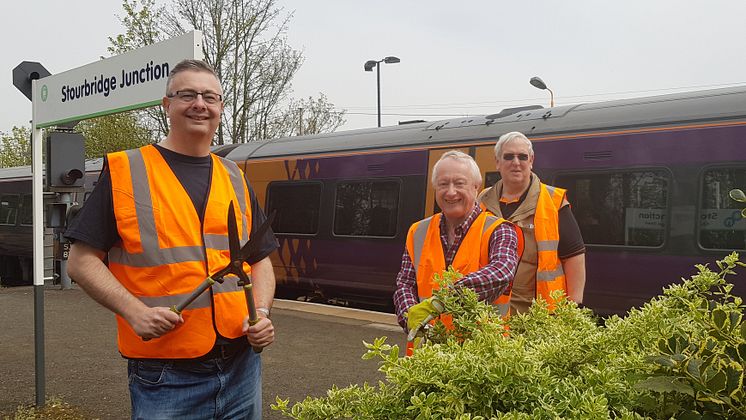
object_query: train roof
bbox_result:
[223,85,746,162]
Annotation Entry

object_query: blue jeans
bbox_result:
[128,345,262,419]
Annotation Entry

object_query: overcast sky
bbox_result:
[3,0,746,135]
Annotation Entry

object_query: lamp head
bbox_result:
[530,76,548,90]
[383,56,400,64]
[364,60,378,71]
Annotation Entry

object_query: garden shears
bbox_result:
[164,201,275,353]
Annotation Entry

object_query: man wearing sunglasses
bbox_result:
[66,59,278,419]
[478,131,585,315]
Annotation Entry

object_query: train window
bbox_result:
[266,182,322,235]
[333,179,400,237]
[699,168,746,250]
[556,170,669,247]
[484,171,501,188]
[0,194,20,226]
[20,194,32,225]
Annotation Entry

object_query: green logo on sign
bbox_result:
[41,85,48,102]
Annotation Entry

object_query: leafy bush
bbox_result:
[273,254,746,419]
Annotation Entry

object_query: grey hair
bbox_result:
[493,131,534,158]
[431,150,482,186]
[165,59,220,95]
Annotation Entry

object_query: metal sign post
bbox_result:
[19,30,203,407]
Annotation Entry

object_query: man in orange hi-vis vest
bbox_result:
[393,150,521,355]
[66,60,278,419]
[478,131,586,316]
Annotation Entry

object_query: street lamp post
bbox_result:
[364,56,400,127]
[530,76,555,108]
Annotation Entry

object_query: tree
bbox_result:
[76,113,156,159]
[0,126,32,168]
[109,0,170,137]
[109,0,344,144]
[267,94,346,139]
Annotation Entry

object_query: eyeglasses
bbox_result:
[167,90,223,105]
[502,153,530,161]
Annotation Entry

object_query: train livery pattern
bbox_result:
[2,87,746,314]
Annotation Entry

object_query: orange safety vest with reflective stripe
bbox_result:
[406,211,517,323]
[107,145,252,359]
[479,181,567,313]
[533,183,567,311]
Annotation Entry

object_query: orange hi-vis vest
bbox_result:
[406,211,514,322]
[479,179,567,313]
[107,145,253,359]
[533,183,567,311]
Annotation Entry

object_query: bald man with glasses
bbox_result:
[478,131,586,316]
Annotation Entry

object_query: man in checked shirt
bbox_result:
[393,150,521,352]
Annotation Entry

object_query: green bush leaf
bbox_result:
[635,376,695,396]
[677,410,703,420]
[706,371,727,394]
[725,366,742,395]
[712,309,728,330]
[650,355,676,367]
[686,359,703,380]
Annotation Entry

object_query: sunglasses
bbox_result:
[502,153,530,161]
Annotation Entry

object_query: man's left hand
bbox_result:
[243,315,274,349]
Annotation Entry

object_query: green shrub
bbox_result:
[273,254,746,419]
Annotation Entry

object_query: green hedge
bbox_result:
[274,253,746,420]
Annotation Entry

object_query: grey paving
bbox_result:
[0,286,406,419]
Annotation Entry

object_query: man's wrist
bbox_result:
[256,307,271,318]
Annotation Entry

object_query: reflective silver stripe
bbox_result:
[544,184,556,197]
[139,291,211,310]
[136,277,243,310]
[218,157,249,242]
[213,275,244,294]
[537,264,564,281]
[411,216,433,269]
[483,215,499,234]
[109,245,205,267]
[204,234,229,251]
[537,240,559,251]
[493,302,510,317]
[126,149,160,256]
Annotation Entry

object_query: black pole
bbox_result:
[376,63,381,128]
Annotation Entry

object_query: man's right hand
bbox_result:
[130,307,184,340]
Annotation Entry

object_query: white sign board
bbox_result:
[32,31,203,128]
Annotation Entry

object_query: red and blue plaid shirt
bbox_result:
[392,205,519,330]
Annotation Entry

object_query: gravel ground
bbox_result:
[0,286,405,419]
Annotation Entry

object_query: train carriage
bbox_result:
[0,160,102,285]
[222,86,746,315]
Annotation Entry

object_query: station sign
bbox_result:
[699,208,746,231]
[32,31,203,128]
[624,208,666,230]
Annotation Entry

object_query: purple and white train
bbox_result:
[2,86,745,315]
